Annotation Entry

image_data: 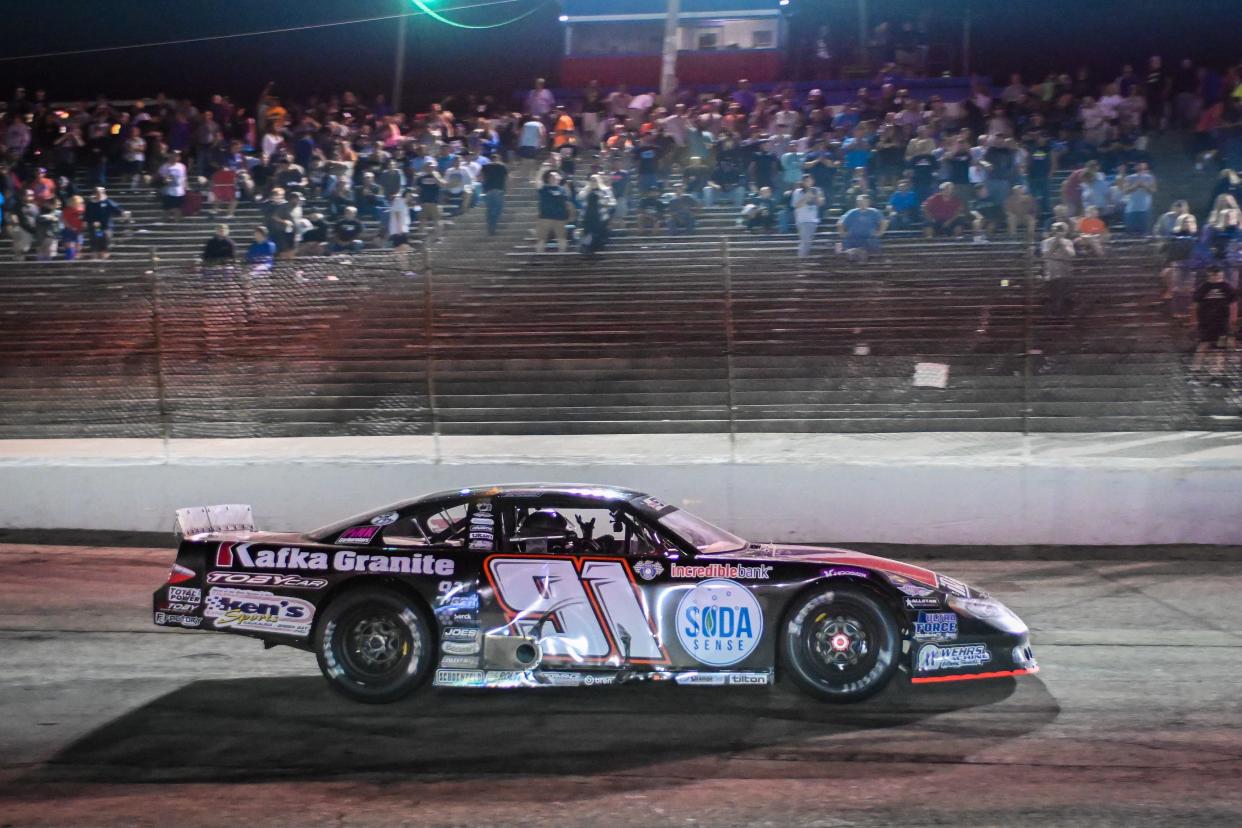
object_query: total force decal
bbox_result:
[214,543,454,575]
[204,587,314,636]
[485,556,669,665]
[675,578,763,667]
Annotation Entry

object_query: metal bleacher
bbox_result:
[0,160,1235,438]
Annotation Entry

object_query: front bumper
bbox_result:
[909,632,1038,684]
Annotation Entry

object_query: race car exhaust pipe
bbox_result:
[483,634,542,670]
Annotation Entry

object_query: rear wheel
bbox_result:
[780,586,900,703]
[315,586,433,703]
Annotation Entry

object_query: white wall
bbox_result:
[2,433,1240,544]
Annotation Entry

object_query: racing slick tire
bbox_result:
[314,586,434,704]
[780,586,900,703]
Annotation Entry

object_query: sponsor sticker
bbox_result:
[370,511,399,527]
[676,578,763,667]
[904,596,943,610]
[641,496,669,512]
[913,612,958,642]
[469,540,493,550]
[582,673,617,686]
[822,567,869,579]
[444,627,480,641]
[331,549,454,575]
[439,654,480,668]
[476,500,493,513]
[937,574,971,598]
[535,671,583,687]
[916,643,990,673]
[206,571,328,590]
[337,526,381,545]
[727,672,771,685]
[204,588,315,636]
[155,611,201,628]
[484,670,531,685]
[674,672,727,686]
[167,586,202,604]
[434,669,486,687]
[469,532,493,541]
[671,563,772,580]
[442,640,481,655]
[633,560,664,581]
[163,602,197,613]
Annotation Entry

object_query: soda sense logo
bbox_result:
[676,578,763,667]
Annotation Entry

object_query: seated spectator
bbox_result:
[635,185,666,235]
[1079,171,1115,219]
[969,184,1003,242]
[1004,185,1038,238]
[327,178,356,221]
[837,194,886,261]
[202,224,237,265]
[703,138,747,208]
[742,186,777,233]
[34,201,63,261]
[682,156,711,201]
[245,226,276,270]
[1076,206,1110,256]
[1154,200,1192,239]
[664,183,699,235]
[329,206,366,254]
[6,189,38,261]
[887,180,919,229]
[922,183,970,237]
[300,211,331,255]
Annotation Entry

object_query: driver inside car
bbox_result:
[513,509,577,554]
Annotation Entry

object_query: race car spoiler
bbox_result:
[174,504,256,537]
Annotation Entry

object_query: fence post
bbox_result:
[1022,225,1036,436]
[148,248,171,441]
[421,243,441,451]
[721,238,738,452]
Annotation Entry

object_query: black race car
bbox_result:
[154,484,1037,703]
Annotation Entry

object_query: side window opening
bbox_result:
[504,502,678,558]
[384,502,470,547]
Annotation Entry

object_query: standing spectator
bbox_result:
[210,164,239,219]
[194,111,222,176]
[1144,56,1170,131]
[517,114,546,165]
[1121,162,1157,235]
[525,79,555,120]
[535,170,573,254]
[6,189,37,260]
[415,165,445,244]
[1159,213,1197,303]
[202,224,237,265]
[83,187,129,261]
[387,189,412,249]
[578,174,615,254]
[245,226,276,270]
[122,126,146,189]
[34,201,63,261]
[1190,266,1238,375]
[1024,132,1057,215]
[158,151,188,222]
[837,194,886,261]
[791,174,824,259]
[1041,222,1076,316]
[480,155,508,235]
[61,195,85,260]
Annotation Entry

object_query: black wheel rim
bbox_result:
[338,605,420,683]
[801,605,880,686]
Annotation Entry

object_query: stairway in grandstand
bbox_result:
[0,153,1237,437]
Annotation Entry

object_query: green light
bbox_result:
[409,0,547,30]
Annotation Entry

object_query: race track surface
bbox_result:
[1,543,1240,827]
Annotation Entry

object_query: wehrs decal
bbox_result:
[676,578,763,667]
[916,643,990,673]
[204,588,314,636]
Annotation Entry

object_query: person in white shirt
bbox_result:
[791,174,824,259]
[525,78,555,118]
[158,151,188,221]
[388,190,413,249]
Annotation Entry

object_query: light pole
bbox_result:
[393,10,408,113]
[659,0,680,102]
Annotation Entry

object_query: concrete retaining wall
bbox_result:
[1,433,1240,544]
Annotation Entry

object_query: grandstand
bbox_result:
[0,149,1232,439]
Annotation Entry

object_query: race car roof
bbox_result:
[413,483,648,504]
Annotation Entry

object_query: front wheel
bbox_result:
[315,586,434,703]
[780,586,900,703]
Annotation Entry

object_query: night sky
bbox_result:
[0,0,1239,109]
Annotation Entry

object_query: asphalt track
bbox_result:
[1,543,1241,827]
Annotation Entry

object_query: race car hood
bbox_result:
[704,544,943,589]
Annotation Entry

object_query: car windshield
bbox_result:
[657,509,748,555]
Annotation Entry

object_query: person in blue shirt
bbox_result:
[887,180,919,230]
[245,226,276,270]
[838,195,887,261]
